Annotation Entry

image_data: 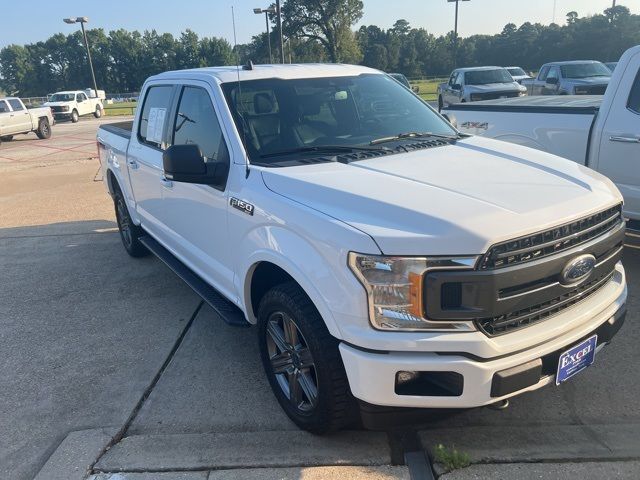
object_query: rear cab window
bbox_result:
[627,69,640,114]
[138,85,174,149]
[8,99,23,111]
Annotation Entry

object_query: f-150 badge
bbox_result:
[230,197,254,215]
[460,121,489,130]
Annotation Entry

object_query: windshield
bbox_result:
[464,69,513,85]
[507,67,527,76]
[560,63,611,79]
[221,73,456,166]
[49,93,75,102]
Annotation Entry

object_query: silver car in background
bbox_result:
[438,66,526,110]
[521,60,611,95]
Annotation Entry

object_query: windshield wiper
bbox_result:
[370,131,462,146]
[259,144,390,159]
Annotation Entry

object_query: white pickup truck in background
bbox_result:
[443,45,640,228]
[44,90,104,123]
[0,97,53,145]
[98,64,627,433]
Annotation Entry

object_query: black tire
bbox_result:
[258,282,358,434]
[114,187,148,257]
[35,119,51,139]
[71,109,79,123]
[0,135,13,142]
[94,106,102,118]
[438,95,444,112]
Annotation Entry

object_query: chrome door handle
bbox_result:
[610,135,640,144]
[127,159,139,170]
[160,177,173,188]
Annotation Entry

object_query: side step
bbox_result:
[139,235,250,327]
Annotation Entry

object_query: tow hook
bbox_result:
[487,399,510,410]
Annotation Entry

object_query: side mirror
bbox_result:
[546,77,559,85]
[163,144,222,185]
[452,84,462,91]
[412,85,420,93]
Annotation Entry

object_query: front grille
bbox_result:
[50,106,66,113]
[477,271,614,336]
[474,91,520,100]
[587,85,607,95]
[480,204,622,270]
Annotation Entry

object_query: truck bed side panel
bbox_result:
[446,108,595,164]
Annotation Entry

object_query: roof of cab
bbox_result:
[542,60,603,66]
[453,66,506,73]
[147,63,381,84]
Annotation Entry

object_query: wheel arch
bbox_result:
[105,167,141,226]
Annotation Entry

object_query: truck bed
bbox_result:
[444,95,601,115]
[100,121,133,139]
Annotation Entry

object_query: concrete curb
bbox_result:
[34,428,119,480]
[94,430,391,472]
[419,423,640,465]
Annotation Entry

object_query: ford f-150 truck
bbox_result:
[443,45,640,229]
[521,60,611,96]
[45,90,104,122]
[0,97,53,145]
[98,64,627,433]
[438,67,527,110]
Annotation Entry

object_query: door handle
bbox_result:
[609,135,640,144]
[127,159,139,170]
[160,177,173,189]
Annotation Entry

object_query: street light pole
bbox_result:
[447,0,470,68]
[64,17,99,98]
[276,0,285,64]
[253,7,276,63]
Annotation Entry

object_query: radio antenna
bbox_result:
[232,6,250,178]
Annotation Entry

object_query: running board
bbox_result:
[139,235,250,328]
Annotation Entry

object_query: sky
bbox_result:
[1,0,639,49]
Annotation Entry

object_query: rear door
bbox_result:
[6,99,31,134]
[597,62,640,220]
[126,83,176,238]
[155,81,236,297]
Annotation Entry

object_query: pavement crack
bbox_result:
[89,300,205,472]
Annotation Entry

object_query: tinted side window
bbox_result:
[172,86,229,186]
[547,67,559,81]
[628,69,640,114]
[8,99,23,111]
[0,101,9,113]
[538,66,550,81]
[77,93,87,101]
[448,73,457,86]
[139,86,173,149]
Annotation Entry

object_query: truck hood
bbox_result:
[43,101,72,107]
[466,82,522,92]
[261,136,621,255]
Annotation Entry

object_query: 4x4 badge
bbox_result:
[230,197,254,216]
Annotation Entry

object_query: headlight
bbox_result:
[574,86,589,95]
[348,253,478,331]
[62,105,70,112]
[470,93,483,101]
[518,91,527,96]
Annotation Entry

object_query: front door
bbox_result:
[157,83,236,298]
[6,99,31,134]
[126,84,175,238]
[597,62,640,220]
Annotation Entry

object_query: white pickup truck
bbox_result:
[443,45,640,229]
[44,90,104,123]
[98,64,627,433]
[0,97,53,145]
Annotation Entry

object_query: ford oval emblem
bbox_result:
[560,254,596,285]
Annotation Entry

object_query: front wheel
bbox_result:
[35,119,51,139]
[94,106,102,118]
[71,109,79,123]
[258,282,358,434]
[438,96,444,112]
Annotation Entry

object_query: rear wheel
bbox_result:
[71,109,79,123]
[0,135,13,142]
[258,282,358,434]
[35,119,51,139]
[114,187,148,257]
[438,96,444,112]
[94,106,102,118]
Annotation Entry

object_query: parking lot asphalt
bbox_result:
[1,117,639,479]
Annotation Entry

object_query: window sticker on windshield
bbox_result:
[147,107,167,144]
[334,91,348,100]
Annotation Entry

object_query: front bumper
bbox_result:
[340,266,627,409]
